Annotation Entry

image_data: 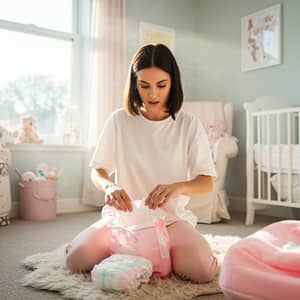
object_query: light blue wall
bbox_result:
[194,0,300,214]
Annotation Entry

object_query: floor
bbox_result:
[0,210,284,300]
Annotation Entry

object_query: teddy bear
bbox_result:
[0,126,18,146]
[205,120,226,161]
[17,115,43,144]
[206,120,225,147]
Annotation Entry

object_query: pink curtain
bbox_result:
[82,0,127,206]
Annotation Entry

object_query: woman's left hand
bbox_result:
[145,182,184,209]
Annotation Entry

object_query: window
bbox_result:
[0,0,80,143]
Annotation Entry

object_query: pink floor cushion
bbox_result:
[219,221,300,300]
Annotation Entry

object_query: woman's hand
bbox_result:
[145,182,184,209]
[105,185,132,212]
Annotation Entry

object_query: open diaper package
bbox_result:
[91,200,172,291]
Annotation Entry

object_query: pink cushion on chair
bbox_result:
[183,101,225,160]
[219,221,300,300]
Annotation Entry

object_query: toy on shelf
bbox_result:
[0,125,18,146]
[59,105,80,145]
[17,115,43,144]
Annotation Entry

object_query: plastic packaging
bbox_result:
[91,254,152,290]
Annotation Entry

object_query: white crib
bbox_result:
[245,96,300,225]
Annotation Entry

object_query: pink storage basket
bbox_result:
[108,218,172,278]
[19,180,57,221]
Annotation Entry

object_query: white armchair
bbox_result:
[183,102,238,223]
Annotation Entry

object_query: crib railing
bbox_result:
[250,107,300,208]
[245,97,300,224]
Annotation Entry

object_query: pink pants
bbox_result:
[65,217,218,283]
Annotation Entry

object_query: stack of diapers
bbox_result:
[91,254,153,291]
[219,220,300,300]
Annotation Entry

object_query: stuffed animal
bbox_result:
[0,126,18,146]
[21,171,37,182]
[205,120,226,161]
[206,120,225,147]
[17,115,43,144]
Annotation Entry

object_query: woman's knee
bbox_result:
[195,267,215,283]
[65,243,86,273]
[194,255,218,283]
[65,242,109,273]
[66,255,77,273]
[172,249,218,283]
[65,220,112,273]
[65,247,78,273]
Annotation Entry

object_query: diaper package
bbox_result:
[108,200,172,278]
[91,254,153,291]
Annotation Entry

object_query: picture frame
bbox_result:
[139,22,175,52]
[241,4,282,72]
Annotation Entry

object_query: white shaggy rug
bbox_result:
[21,234,241,300]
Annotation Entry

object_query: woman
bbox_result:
[66,44,218,283]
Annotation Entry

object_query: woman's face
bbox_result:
[136,67,171,119]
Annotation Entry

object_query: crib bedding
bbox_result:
[271,174,300,202]
[254,144,300,174]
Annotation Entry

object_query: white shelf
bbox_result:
[7,143,87,152]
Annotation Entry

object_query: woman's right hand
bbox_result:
[104,185,132,212]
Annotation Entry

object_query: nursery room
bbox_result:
[1,0,300,299]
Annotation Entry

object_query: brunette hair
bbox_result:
[124,44,183,120]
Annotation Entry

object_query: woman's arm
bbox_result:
[91,168,132,211]
[180,175,213,196]
[91,168,116,192]
[145,175,213,209]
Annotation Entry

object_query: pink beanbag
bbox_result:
[219,221,300,300]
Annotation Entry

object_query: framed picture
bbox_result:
[139,22,175,52]
[241,4,282,72]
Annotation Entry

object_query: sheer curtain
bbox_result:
[82,0,127,206]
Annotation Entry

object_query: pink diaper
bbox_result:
[219,221,300,300]
[108,218,172,278]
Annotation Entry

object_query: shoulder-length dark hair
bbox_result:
[124,44,183,120]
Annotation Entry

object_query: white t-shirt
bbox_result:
[90,108,216,227]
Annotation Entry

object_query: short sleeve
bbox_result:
[89,114,116,176]
[188,117,216,179]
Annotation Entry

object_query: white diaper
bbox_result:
[114,199,166,228]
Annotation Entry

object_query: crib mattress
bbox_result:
[254,144,300,174]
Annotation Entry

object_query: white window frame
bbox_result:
[0,0,81,144]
